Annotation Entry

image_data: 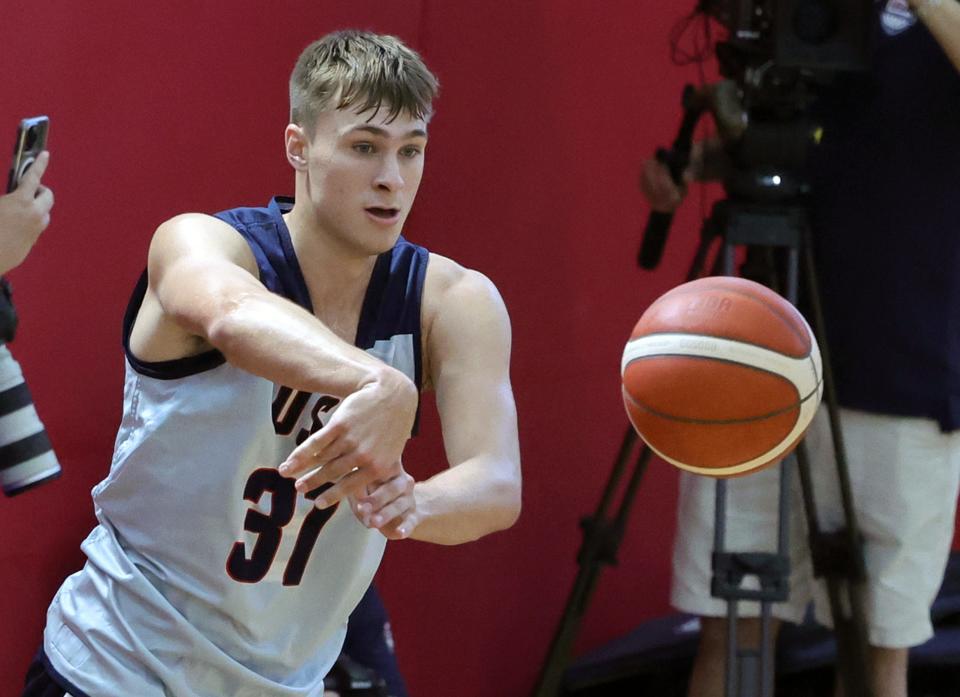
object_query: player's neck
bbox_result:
[286,203,374,268]
[282,205,377,331]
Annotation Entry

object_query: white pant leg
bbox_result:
[806,408,960,647]
[670,454,812,623]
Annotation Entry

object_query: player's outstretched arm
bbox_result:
[140,214,417,501]
[381,256,521,545]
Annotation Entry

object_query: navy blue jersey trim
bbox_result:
[38,649,92,697]
[354,252,394,349]
[122,271,226,380]
[412,249,427,399]
[352,240,428,435]
[212,197,313,313]
[270,197,313,312]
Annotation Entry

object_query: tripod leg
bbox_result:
[795,440,872,697]
[726,592,740,697]
[797,232,873,697]
[530,429,653,697]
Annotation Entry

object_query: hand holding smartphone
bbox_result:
[0,116,53,275]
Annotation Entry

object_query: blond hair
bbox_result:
[290,30,439,133]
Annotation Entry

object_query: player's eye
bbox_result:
[353,142,375,154]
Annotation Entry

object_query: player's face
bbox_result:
[290,105,428,257]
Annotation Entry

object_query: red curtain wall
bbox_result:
[0,2,903,696]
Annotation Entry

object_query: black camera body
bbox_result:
[639,2,875,267]
[701,0,873,73]
[699,0,874,200]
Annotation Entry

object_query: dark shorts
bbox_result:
[345,585,409,697]
[22,650,86,697]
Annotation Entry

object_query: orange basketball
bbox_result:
[621,276,823,477]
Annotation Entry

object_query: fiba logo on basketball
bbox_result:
[684,294,732,315]
[621,276,823,477]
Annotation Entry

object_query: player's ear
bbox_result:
[285,124,309,171]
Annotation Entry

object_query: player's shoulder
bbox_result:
[422,252,509,339]
[424,252,501,304]
[154,212,241,243]
[420,253,510,390]
[150,212,254,270]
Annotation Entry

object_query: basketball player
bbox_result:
[23,31,521,696]
[641,2,960,696]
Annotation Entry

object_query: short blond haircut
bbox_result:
[290,30,439,133]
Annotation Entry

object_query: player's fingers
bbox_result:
[357,471,413,513]
[309,468,370,509]
[289,455,346,494]
[17,151,49,199]
[366,495,414,530]
[379,509,419,540]
[298,443,394,492]
[279,427,347,477]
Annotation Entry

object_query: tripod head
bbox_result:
[700,0,873,75]
[638,0,874,268]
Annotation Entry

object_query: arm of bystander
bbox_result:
[0,151,53,275]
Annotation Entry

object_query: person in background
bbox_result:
[641,1,960,696]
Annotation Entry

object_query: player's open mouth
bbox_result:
[365,207,400,219]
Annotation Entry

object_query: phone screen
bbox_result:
[6,116,49,194]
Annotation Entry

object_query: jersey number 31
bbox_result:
[225,387,341,586]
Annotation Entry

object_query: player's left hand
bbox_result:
[350,464,418,540]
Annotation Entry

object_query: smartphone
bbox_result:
[6,116,49,194]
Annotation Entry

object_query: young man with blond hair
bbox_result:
[25,30,521,697]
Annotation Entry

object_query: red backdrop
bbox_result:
[0,2,917,696]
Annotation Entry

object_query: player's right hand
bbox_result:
[278,366,418,509]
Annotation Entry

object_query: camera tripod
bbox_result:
[531,198,874,697]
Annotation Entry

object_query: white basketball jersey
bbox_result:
[43,198,428,696]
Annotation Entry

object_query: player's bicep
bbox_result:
[429,272,520,471]
[147,213,262,340]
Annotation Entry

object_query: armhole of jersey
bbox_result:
[416,246,431,391]
[122,270,226,380]
[411,245,429,438]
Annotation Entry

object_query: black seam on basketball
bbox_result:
[627,332,810,358]
[623,353,821,422]
[623,389,800,425]
[624,351,824,400]
[624,354,823,398]
[806,353,821,391]
[647,284,810,352]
